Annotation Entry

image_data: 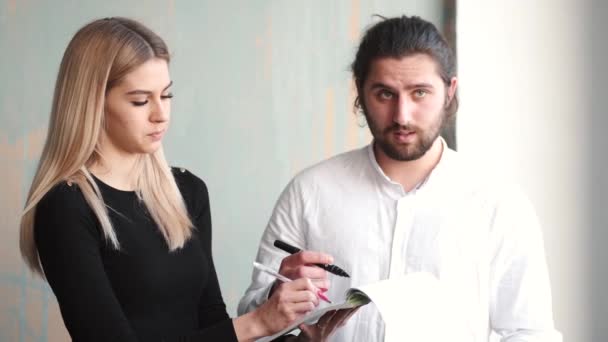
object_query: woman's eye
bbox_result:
[131,93,173,106]
[131,100,148,106]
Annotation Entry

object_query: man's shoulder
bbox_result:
[443,149,527,202]
[291,145,370,185]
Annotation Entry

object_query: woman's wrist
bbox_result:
[233,309,270,341]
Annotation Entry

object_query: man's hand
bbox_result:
[270,251,333,297]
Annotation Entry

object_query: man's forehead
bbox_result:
[367,54,441,84]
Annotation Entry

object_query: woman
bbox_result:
[19,17,349,341]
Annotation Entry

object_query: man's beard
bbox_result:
[363,107,445,162]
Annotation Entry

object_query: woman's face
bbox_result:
[102,58,172,156]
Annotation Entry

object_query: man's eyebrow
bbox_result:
[405,82,434,89]
[369,81,435,91]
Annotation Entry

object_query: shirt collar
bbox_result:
[366,137,451,199]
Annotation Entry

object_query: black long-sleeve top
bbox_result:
[34,168,238,341]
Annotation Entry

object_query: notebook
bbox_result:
[258,272,453,342]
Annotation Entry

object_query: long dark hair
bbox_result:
[351,15,458,117]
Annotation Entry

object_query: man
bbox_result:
[238,15,561,341]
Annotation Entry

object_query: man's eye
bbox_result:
[132,100,148,106]
[414,89,427,98]
[379,90,393,99]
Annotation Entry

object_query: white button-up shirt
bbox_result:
[238,140,561,342]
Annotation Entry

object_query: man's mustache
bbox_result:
[383,124,418,135]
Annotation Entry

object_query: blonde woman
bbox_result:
[19,17,343,342]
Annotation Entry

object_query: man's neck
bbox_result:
[374,138,444,192]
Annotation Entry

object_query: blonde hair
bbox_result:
[20,17,193,275]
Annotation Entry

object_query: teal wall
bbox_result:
[0,1,442,340]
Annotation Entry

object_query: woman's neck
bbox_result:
[89,147,141,192]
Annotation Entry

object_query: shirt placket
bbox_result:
[388,194,416,278]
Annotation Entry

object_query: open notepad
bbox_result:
[258,272,463,342]
[257,284,372,342]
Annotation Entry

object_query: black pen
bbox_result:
[273,240,350,278]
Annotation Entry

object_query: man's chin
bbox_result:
[379,142,424,162]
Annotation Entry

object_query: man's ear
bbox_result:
[446,76,458,105]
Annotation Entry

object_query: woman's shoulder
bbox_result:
[37,181,90,213]
[171,166,209,205]
[34,181,101,245]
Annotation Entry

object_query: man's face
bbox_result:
[361,53,457,161]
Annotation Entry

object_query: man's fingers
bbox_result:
[282,251,334,267]
[296,250,334,265]
[311,278,330,290]
[280,269,329,288]
[281,264,330,284]
[295,265,327,279]
[283,277,317,291]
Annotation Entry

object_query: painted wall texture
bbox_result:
[0,1,442,340]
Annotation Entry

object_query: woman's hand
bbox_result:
[254,278,320,336]
[295,307,360,342]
